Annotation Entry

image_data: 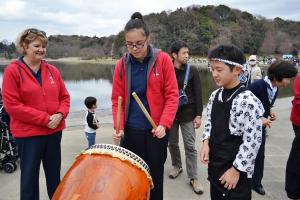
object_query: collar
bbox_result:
[264,76,278,93]
[218,84,244,102]
[20,56,42,75]
[175,63,188,71]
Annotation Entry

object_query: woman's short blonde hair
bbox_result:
[15,28,48,55]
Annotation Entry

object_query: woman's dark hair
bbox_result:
[267,60,297,81]
[84,96,97,109]
[208,44,245,69]
[124,12,150,37]
[170,40,189,54]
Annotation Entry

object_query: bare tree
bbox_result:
[260,31,276,54]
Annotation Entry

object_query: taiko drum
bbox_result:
[52,144,153,200]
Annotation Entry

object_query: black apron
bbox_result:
[208,87,250,198]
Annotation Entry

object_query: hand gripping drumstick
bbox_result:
[115,96,122,145]
[132,92,157,129]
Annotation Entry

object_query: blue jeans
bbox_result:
[85,132,96,147]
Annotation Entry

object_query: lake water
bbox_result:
[0,61,294,112]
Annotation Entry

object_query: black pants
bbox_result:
[210,173,251,200]
[15,131,62,200]
[121,127,168,200]
[285,124,300,199]
[252,127,266,188]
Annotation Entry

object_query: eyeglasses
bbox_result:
[125,39,147,49]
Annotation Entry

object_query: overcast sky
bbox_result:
[1,0,299,42]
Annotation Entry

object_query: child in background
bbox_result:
[84,96,100,147]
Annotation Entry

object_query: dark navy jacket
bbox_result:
[248,79,278,118]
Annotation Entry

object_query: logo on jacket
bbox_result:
[49,76,55,84]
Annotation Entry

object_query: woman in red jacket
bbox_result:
[111,12,178,200]
[2,28,70,200]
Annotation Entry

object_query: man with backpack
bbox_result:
[168,40,204,194]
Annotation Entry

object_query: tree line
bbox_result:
[1,5,299,59]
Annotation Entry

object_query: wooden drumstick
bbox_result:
[115,96,122,145]
[132,92,157,129]
[116,96,122,134]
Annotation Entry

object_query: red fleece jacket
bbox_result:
[2,59,70,138]
[111,50,178,130]
[291,74,300,126]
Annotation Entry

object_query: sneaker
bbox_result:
[190,179,204,194]
[168,166,183,179]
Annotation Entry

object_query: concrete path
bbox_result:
[0,97,295,200]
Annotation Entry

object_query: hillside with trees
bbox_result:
[1,4,299,59]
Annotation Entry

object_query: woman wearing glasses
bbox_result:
[2,28,70,200]
[111,12,178,200]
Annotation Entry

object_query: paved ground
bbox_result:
[0,97,295,200]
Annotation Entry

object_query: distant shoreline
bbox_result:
[0,56,209,68]
[0,57,118,66]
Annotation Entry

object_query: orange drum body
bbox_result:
[52,144,153,200]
